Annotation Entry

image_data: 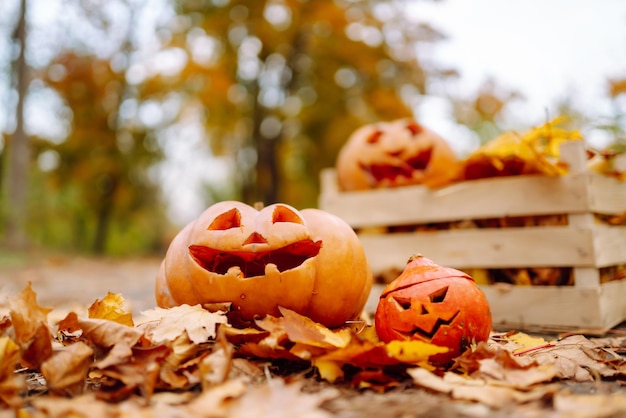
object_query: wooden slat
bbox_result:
[588,173,626,214]
[320,169,591,228]
[599,280,626,328]
[480,285,604,329]
[594,225,626,267]
[323,140,626,330]
[359,226,596,273]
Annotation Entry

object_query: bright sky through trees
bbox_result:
[410,0,626,150]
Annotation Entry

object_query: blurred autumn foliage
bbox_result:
[0,0,458,255]
[0,0,625,255]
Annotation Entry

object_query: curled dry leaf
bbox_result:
[158,333,205,390]
[278,306,352,350]
[92,344,171,402]
[526,335,622,381]
[136,304,228,344]
[29,393,114,418]
[186,377,248,417]
[88,292,133,327]
[553,391,626,417]
[41,341,94,396]
[8,283,53,369]
[77,317,143,349]
[225,377,339,418]
[0,337,24,407]
[408,368,558,409]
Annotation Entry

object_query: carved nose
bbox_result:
[386,149,404,157]
[243,232,268,246]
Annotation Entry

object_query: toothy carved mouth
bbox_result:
[189,240,322,278]
[359,148,433,182]
[393,310,460,340]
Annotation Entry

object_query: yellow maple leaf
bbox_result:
[88,292,134,327]
[312,359,344,383]
[461,117,583,180]
[506,332,552,354]
[0,337,20,381]
[385,340,449,365]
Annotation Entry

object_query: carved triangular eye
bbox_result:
[272,205,304,224]
[208,208,242,230]
[428,286,449,303]
[392,296,412,310]
[406,121,423,136]
[366,130,383,144]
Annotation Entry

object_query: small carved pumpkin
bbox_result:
[336,118,458,191]
[375,255,491,365]
[156,201,372,327]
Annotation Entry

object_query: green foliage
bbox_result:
[35,53,168,255]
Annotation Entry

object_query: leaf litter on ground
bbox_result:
[0,284,625,417]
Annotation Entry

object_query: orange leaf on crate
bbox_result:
[460,117,583,180]
[587,148,626,181]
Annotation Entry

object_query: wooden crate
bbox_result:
[319,141,626,330]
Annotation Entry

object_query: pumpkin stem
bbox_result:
[407,254,425,263]
[253,201,265,211]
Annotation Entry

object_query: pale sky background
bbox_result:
[409,0,626,154]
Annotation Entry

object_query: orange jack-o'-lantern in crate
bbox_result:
[375,255,492,365]
[336,118,459,191]
[156,201,372,327]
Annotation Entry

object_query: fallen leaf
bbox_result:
[312,359,344,383]
[158,333,205,390]
[504,332,552,354]
[225,377,338,418]
[56,312,84,345]
[528,335,621,381]
[88,292,134,327]
[29,393,114,418]
[350,369,402,392]
[553,391,626,417]
[186,377,248,417]
[41,341,94,396]
[0,337,24,407]
[196,329,234,390]
[8,283,53,368]
[77,317,143,348]
[408,367,556,409]
[385,340,449,365]
[278,307,352,349]
[136,305,228,344]
[478,358,556,388]
[94,344,170,402]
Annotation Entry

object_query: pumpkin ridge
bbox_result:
[380,272,474,297]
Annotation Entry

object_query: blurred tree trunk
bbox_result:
[3,0,30,250]
[246,83,280,205]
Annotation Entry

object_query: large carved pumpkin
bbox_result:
[156,201,372,327]
[375,255,491,365]
[336,118,458,191]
